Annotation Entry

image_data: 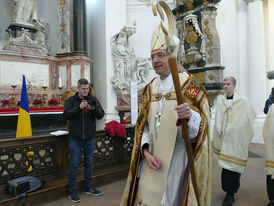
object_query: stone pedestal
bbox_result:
[3,45,46,56]
[7,23,37,39]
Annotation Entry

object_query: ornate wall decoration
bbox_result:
[178,14,206,70]
[57,0,71,53]
[173,0,224,101]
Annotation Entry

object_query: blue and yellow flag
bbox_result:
[16,75,32,138]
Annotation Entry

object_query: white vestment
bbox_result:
[213,91,256,173]
[137,73,201,206]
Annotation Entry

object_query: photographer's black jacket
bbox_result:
[63,92,105,140]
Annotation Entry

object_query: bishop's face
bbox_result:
[151,49,171,80]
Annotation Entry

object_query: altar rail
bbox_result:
[0,126,135,205]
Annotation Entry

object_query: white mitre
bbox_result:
[151,24,180,57]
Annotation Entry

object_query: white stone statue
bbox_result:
[111,25,152,94]
[9,28,33,47]
[33,18,49,53]
[12,0,36,25]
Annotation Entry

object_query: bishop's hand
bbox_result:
[175,103,192,120]
[143,149,161,170]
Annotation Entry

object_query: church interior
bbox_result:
[0,0,273,205]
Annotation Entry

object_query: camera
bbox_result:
[84,96,96,107]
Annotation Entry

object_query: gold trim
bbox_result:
[266,160,274,164]
[151,26,162,51]
[265,164,274,168]
[193,72,205,84]
[219,153,247,163]
[151,92,177,102]
[213,145,220,154]
[213,145,247,164]
[219,157,247,167]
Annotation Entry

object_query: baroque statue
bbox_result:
[6,2,49,55]
[33,17,49,53]
[111,25,152,94]
[12,0,36,25]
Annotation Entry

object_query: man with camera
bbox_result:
[63,78,105,203]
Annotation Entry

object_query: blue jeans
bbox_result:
[68,138,95,190]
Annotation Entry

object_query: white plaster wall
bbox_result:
[216,0,241,91]
[0,1,13,49]
[264,0,274,94]
[86,0,92,58]
[92,0,127,129]
[36,0,58,56]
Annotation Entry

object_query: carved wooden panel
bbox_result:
[0,142,57,187]
[0,127,135,189]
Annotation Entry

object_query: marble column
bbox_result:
[246,0,266,114]
[73,0,87,53]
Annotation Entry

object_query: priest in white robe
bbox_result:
[213,76,256,206]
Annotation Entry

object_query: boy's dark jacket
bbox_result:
[63,93,105,140]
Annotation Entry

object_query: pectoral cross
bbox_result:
[154,112,162,138]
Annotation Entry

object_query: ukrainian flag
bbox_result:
[16,75,32,138]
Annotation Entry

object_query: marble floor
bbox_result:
[41,143,269,206]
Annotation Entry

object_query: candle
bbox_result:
[12,73,15,85]
[59,76,62,87]
[123,117,126,125]
[43,79,46,87]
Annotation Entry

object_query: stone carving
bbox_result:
[33,18,49,53]
[8,28,34,47]
[12,0,36,25]
[111,25,152,94]
[6,2,49,55]
[178,14,206,70]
